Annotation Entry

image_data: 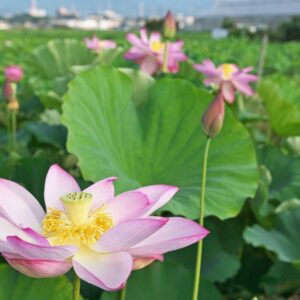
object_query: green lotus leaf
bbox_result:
[62,66,258,219]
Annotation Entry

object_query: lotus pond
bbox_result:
[0,27,299,300]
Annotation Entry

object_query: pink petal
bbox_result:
[221,82,235,103]
[84,177,116,208]
[4,252,72,278]
[93,218,168,252]
[44,164,80,211]
[124,49,146,61]
[127,33,144,48]
[73,251,132,291]
[137,185,179,216]
[149,32,161,44]
[140,28,148,43]
[194,59,219,77]
[132,254,163,270]
[140,56,159,75]
[0,179,44,230]
[232,79,255,96]
[106,191,150,224]
[7,236,76,260]
[102,40,116,49]
[130,217,209,256]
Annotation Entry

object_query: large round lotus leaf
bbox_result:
[259,146,300,202]
[244,203,300,264]
[102,255,223,300]
[31,39,95,79]
[258,75,300,137]
[62,66,258,220]
[0,264,82,300]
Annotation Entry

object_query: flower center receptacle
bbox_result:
[221,64,236,80]
[150,41,164,53]
[42,192,113,248]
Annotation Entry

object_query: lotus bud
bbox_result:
[8,99,19,111]
[163,11,176,39]
[4,65,23,82]
[202,93,225,138]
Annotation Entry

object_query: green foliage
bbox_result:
[0,265,81,300]
[62,66,258,220]
[258,75,300,136]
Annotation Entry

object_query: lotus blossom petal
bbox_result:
[132,254,164,270]
[0,179,44,230]
[93,218,168,252]
[73,251,132,291]
[44,164,80,211]
[129,217,209,256]
[232,79,255,96]
[106,191,149,224]
[140,56,159,75]
[221,82,235,103]
[4,253,72,278]
[137,185,179,216]
[6,236,76,260]
[4,65,23,82]
[84,177,116,208]
[194,60,219,77]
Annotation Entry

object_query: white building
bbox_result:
[28,0,47,18]
[194,0,300,30]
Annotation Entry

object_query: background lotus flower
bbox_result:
[4,65,23,82]
[0,164,208,291]
[124,28,187,75]
[194,59,258,103]
[84,36,116,53]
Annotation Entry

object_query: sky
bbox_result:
[0,0,214,17]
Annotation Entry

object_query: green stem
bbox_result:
[72,274,81,300]
[11,110,17,151]
[192,137,211,300]
[162,42,169,73]
[119,285,126,300]
[6,107,12,151]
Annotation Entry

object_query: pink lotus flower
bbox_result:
[0,164,208,291]
[194,60,258,103]
[4,65,23,82]
[124,29,187,75]
[84,36,116,53]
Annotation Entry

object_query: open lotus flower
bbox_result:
[124,28,187,75]
[4,65,23,82]
[194,60,258,103]
[84,36,116,53]
[0,164,208,291]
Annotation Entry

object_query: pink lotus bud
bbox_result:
[2,80,14,101]
[4,65,23,82]
[163,11,176,39]
[202,93,225,138]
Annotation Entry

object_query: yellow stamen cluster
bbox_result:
[221,63,236,80]
[150,41,164,53]
[43,202,113,248]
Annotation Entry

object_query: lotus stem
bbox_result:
[119,285,126,300]
[72,273,81,300]
[11,110,17,151]
[6,107,12,151]
[192,137,211,300]
[163,42,169,73]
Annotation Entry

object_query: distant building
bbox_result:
[57,7,79,19]
[194,0,300,30]
[28,0,47,18]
